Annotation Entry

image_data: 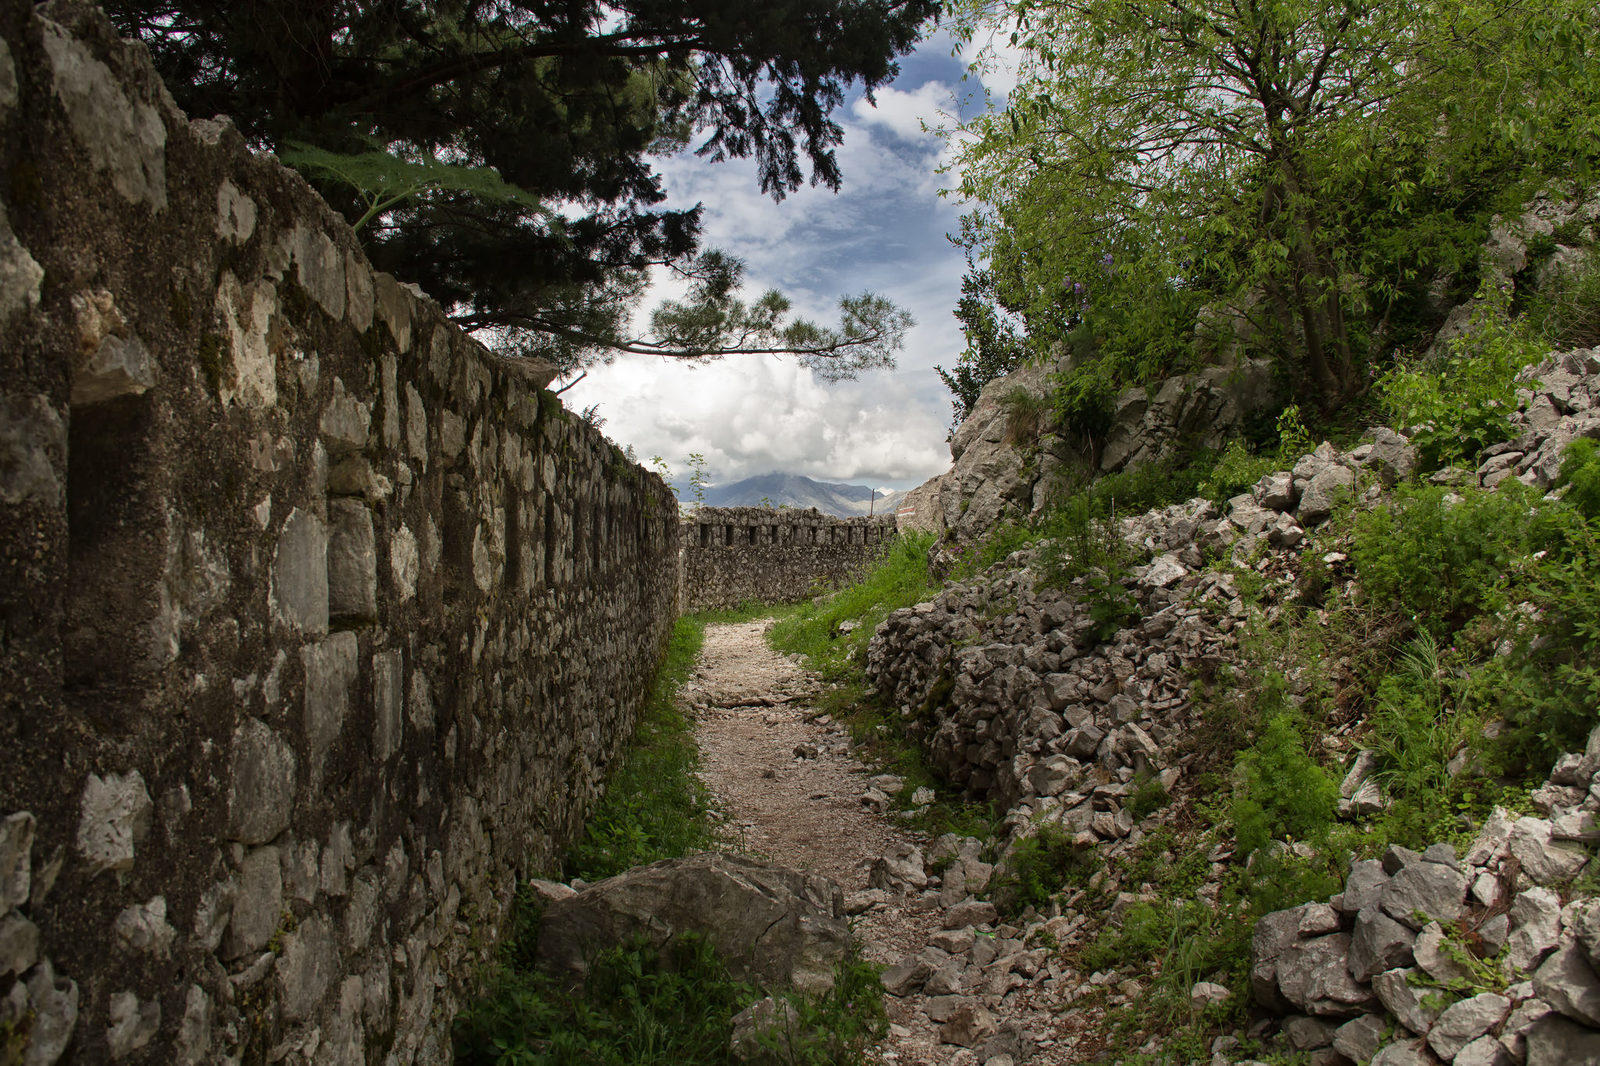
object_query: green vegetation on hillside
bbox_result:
[770,411,1600,1059]
[940,0,1600,431]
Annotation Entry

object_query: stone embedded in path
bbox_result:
[534,853,849,995]
[730,996,801,1064]
[882,954,931,996]
[1333,1014,1387,1063]
[1371,1038,1436,1066]
[939,1002,998,1048]
[868,843,928,894]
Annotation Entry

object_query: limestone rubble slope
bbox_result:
[854,347,1600,1065]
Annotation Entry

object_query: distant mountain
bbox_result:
[682,472,903,518]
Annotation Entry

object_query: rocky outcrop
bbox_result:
[1479,349,1600,489]
[898,357,1279,548]
[866,433,1408,836]
[534,854,851,995]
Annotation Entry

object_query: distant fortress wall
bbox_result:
[680,507,898,611]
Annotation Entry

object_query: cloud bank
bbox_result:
[560,34,995,491]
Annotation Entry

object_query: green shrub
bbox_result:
[1377,293,1543,470]
[1233,845,1345,917]
[1488,515,1600,769]
[455,935,751,1066]
[1127,771,1172,820]
[1351,481,1567,637]
[1230,715,1338,858]
[1559,437,1600,520]
[991,822,1093,914]
[1364,634,1488,846]
[1197,439,1279,505]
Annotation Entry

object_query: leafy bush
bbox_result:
[456,935,751,1066]
[1488,515,1600,768]
[1364,634,1489,846]
[1230,715,1338,858]
[1197,439,1279,505]
[1377,293,1543,469]
[1559,437,1600,519]
[991,823,1094,914]
[1351,481,1567,637]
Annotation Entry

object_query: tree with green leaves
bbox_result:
[936,265,1027,427]
[106,0,936,375]
[944,0,1600,419]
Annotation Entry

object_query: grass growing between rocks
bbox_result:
[768,531,940,682]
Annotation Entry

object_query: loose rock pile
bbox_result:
[1251,729,1600,1066]
[860,347,1600,1063]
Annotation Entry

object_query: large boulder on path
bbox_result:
[533,853,850,994]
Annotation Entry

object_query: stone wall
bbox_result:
[680,507,897,610]
[0,3,680,1063]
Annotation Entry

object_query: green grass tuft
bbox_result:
[563,614,722,883]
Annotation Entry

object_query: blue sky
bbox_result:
[560,25,1021,492]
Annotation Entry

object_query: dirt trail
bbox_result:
[687,621,1070,1066]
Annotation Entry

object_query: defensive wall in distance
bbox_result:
[680,507,899,611]
[0,4,679,1063]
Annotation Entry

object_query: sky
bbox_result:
[559,24,1023,493]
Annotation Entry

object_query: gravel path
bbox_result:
[686,621,1079,1066]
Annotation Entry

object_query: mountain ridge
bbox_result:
[681,472,904,518]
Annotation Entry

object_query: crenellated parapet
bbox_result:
[680,507,897,610]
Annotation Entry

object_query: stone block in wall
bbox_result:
[273,508,330,635]
[302,632,359,789]
[328,499,378,622]
[227,718,297,845]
